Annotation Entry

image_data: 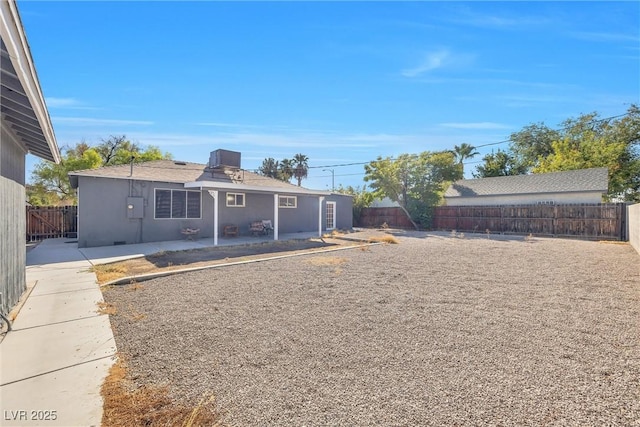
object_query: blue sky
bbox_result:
[21,1,640,190]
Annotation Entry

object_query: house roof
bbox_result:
[69,159,332,196]
[444,167,609,198]
[1,1,60,163]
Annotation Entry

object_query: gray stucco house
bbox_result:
[1,0,60,316]
[69,150,353,248]
[444,168,609,206]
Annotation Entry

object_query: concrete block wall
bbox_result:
[628,203,640,256]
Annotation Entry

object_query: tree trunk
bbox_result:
[398,204,420,230]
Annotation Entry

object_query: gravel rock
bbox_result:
[105,231,640,426]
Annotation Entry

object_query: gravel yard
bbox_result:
[104,231,640,426]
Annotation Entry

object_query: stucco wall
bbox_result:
[77,177,215,248]
[77,177,354,247]
[0,125,27,315]
[446,191,604,206]
[327,194,353,230]
[628,203,640,256]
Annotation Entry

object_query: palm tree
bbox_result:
[292,153,309,186]
[453,143,479,175]
[278,158,294,182]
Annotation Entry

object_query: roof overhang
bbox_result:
[185,180,332,196]
[0,0,59,163]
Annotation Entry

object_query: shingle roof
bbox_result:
[68,160,326,194]
[444,167,609,198]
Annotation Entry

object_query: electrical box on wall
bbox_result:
[126,197,144,219]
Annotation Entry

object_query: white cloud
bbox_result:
[570,31,640,43]
[440,122,511,130]
[52,117,154,126]
[402,49,477,78]
[45,97,81,108]
[402,50,450,77]
[447,7,552,30]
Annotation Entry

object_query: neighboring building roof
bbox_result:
[69,159,332,196]
[445,167,609,198]
[370,197,400,208]
[0,0,59,162]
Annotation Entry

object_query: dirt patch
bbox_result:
[92,237,366,284]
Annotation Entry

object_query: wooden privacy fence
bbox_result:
[359,207,414,229]
[26,206,78,241]
[432,203,626,241]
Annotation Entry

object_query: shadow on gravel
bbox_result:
[145,239,340,268]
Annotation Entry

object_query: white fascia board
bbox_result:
[184,180,331,196]
[0,0,60,163]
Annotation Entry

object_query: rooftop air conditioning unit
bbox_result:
[209,149,241,169]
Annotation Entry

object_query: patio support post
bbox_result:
[318,196,325,237]
[273,193,279,240]
[207,190,218,246]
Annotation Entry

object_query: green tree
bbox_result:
[335,184,374,225]
[258,157,280,179]
[278,158,295,182]
[292,153,309,186]
[364,151,459,229]
[474,149,527,178]
[534,106,640,201]
[93,135,171,166]
[28,136,171,205]
[452,143,479,175]
[508,123,561,171]
[28,146,102,205]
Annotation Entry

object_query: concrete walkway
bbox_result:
[0,231,323,426]
[0,239,115,427]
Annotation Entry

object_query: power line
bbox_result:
[137,110,633,174]
[305,111,633,170]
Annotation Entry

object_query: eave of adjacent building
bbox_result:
[0,0,60,163]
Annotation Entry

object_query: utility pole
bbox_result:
[323,168,335,191]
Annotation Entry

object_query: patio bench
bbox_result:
[223,224,238,237]
[181,227,200,241]
[249,220,274,236]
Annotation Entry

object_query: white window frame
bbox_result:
[279,195,297,208]
[226,192,245,207]
[154,188,202,220]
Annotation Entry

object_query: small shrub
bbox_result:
[306,256,348,266]
[101,356,224,427]
[91,264,129,283]
[97,301,117,316]
[127,283,144,292]
[369,235,399,244]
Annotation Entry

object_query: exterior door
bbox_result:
[326,201,336,230]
